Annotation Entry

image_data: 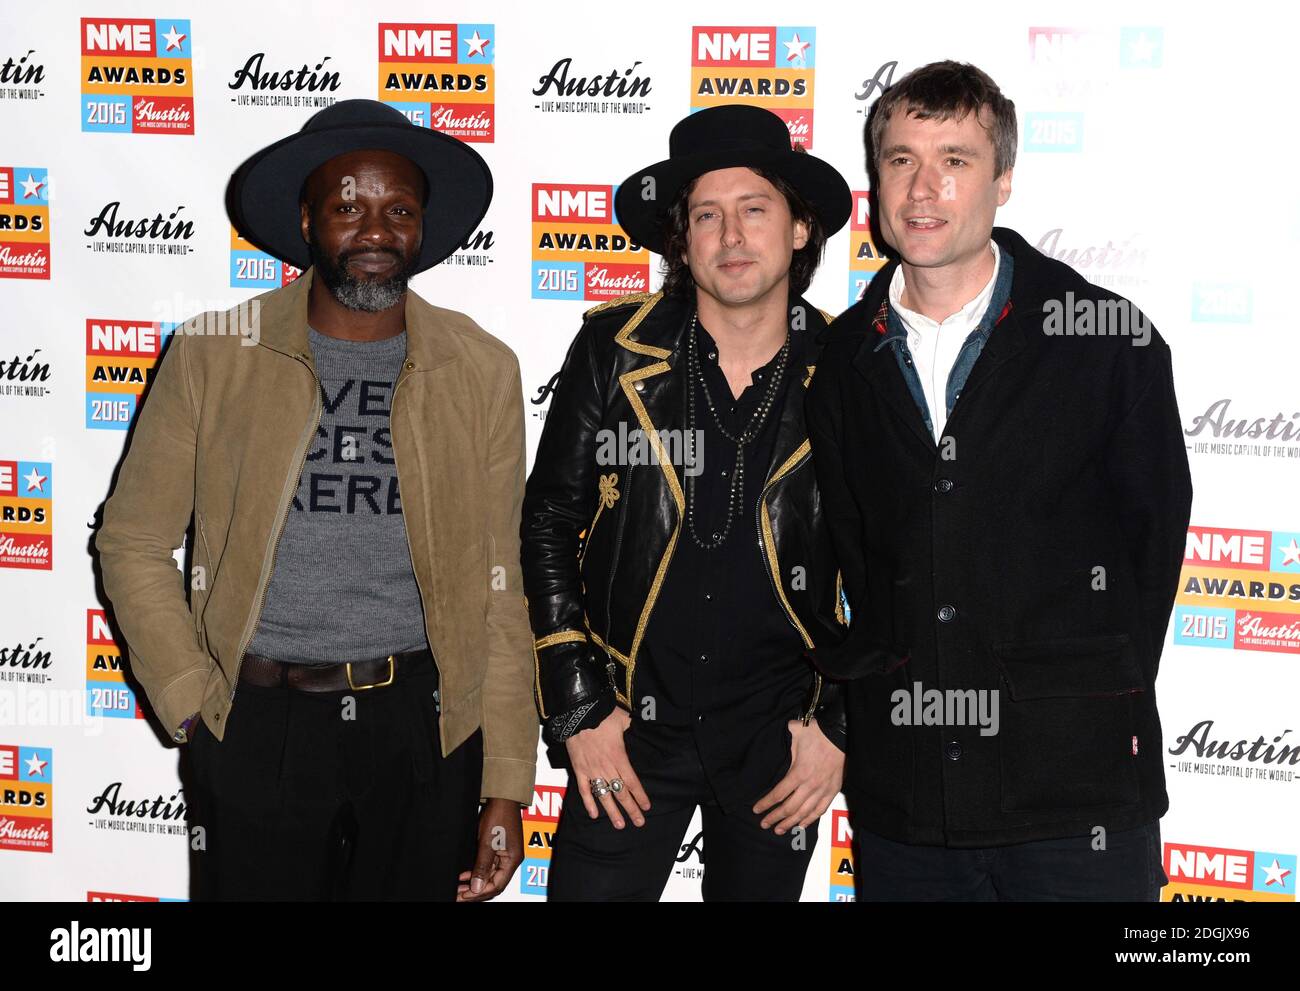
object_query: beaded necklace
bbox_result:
[683,309,790,550]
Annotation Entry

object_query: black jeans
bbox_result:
[851,816,1168,901]
[547,721,816,901]
[183,654,482,901]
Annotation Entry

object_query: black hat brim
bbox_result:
[227,122,492,274]
[614,147,851,257]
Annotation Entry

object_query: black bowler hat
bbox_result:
[226,99,492,274]
[613,104,851,256]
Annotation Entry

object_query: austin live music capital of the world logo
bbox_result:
[85,317,173,430]
[531,183,648,302]
[0,165,50,279]
[1175,525,1300,655]
[0,459,52,570]
[80,17,193,134]
[690,25,816,147]
[378,22,494,141]
[87,609,145,720]
[0,743,53,852]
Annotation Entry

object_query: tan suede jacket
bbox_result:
[95,267,538,805]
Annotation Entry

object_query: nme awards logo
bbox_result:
[691,26,816,147]
[829,809,854,901]
[378,22,494,141]
[87,609,144,720]
[231,226,300,288]
[0,166,50,278]
[847,191,888,308]
[0,743,53,852]
[1163,843,1295,902]
[0,459,52,570]
[80,18,194,135]
[531,183,648,301]
[1175,526,1300,655]
[85,318,172,430]
[520,784,563,895]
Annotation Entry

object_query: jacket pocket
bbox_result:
[991,633,1143,813]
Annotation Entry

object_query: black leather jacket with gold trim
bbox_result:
[521,289,859,747]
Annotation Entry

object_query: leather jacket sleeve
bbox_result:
[520,316,612,719]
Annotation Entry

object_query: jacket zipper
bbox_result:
[228,355,322,709]
[603,465,632,697]
[754,454,822,724]
[387,363,443,717]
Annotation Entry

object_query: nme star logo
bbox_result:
[847,191,888,308]
[0,459,52,569]
[531,183,648,301]
[231,225,300,288]
[1174,525,1300,655]
[691,25,816,147]
[87,609,144,720]
[0,743,53,852]
[80,18,194,135]
[520,784,564,896]
[1163,843,1295,902]
[378,22,494,141]
[829,809,855,902]
[0,166,50,278]
[85,318,171,430]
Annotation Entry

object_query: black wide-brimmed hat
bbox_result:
[227,99,492,274]
[613,104,851,256]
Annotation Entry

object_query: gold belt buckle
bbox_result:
[347,655,395,691]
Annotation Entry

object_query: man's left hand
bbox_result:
[457,798,524,902]
[753,719,845,835]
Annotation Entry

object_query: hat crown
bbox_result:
[301,98,414,134]
[668,104,793,159]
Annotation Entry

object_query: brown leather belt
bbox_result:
[238,647,434,693]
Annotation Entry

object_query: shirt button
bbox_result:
[937,604,957,622]
[699,653,709,664]
[945,740,963,760]
[704,592,712,602]
[934,478,953,493]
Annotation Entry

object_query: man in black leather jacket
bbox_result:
[521,105,900,900]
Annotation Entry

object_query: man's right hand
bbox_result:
[565,707,651,828]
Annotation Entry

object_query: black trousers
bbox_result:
[547,721,816,901]
[183,654,482,901]
[851,815,1168,901]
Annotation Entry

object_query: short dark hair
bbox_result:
[656,160,826,298]
[865,60,1017,182]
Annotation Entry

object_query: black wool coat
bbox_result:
[806,226,1193,847]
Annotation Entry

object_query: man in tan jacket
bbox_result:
[95,100,537,901]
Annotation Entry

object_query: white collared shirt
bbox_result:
[888,239,1001,440]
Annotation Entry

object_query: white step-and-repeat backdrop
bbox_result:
[2,0,1297,902]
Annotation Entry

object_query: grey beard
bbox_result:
[326,269,409,312]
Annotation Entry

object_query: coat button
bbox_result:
[937,604,956,622]
[945,740,963,760]
[404,360,414,370]
[934,478,953,493]
[699,653,709,664]
[628,332,639,342]
[634,380,645,392]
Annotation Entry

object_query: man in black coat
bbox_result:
[806,61,1193,900]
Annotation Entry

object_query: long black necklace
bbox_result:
[683,310,790,550]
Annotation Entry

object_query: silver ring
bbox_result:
[590,777,609,798]
[609,777,624,794]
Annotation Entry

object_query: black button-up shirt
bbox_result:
[634,315,814,813]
